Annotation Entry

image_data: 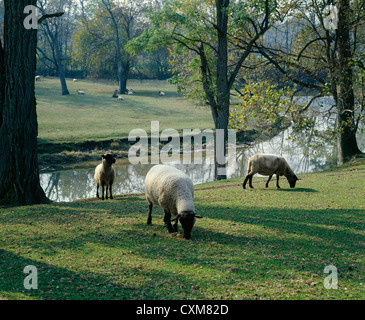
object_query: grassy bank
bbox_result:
[0,157,364,300]
[36,78,214,163]
[35,78,288,165]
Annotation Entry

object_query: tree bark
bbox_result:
[214,0,230,179]
[0,0,49,205]
[335,0,362,164]
[54,39,70,95]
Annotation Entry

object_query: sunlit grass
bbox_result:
[0,157,364,300]
[35,78,213,145]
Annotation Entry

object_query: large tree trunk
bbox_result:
[214,0,230,180]
[0,0,49,205]
[335,0,362,164]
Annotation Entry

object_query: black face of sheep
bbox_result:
[102,153,116,165]
[288,175,299,188]
[172,211,202,239]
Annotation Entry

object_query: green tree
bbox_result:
[254,0,365,164]
[74,0,150,93]
[129,0,275,179]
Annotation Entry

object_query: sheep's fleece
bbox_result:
[145,165,195,216]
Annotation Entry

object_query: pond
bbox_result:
[40,97,364,202]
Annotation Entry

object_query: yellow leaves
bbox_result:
[229,79,300,130]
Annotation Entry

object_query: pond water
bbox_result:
[40,96,364,202]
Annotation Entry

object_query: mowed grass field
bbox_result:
[35,78,213,145]
[0,158,364,300]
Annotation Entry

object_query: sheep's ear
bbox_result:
[195,214,203,218]
[102,154,106,158]
[171,214,181,222]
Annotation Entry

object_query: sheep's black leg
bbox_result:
[105,186,109,200]
[101,185,105,200]
[164,210,174,233]
[172,218,178,233]
[147,202,153,225]
[266,175,273,188]
[249,175,254,188]
[109,184,113,199]
[96,185,100,199]
[276,175,280,189]
[243,175,252,189]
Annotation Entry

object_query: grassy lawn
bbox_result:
[36,78,213,145]
[0,158,364,300]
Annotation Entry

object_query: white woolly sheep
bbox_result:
[35,75,41,81]
[243,154,299,189]
[159,91,166,96]
[145,165,202,239]
[117,96,124,101]
[73,78,78,82]
[77,90,85,95]
[94,153,116,200]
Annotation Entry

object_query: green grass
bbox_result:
[1,157,364,300]
[36,78,213,145]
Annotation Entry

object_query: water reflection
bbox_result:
[40,128,340,202]
[40,95,365,202]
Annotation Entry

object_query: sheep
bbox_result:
[112,89,119,98]
[128,89,135,95]
[242,154,299,189]
[117,96,124,101]
[73,78,78,82]
[77,90,85,95]
[145,165,202,239]
[94,153,116,200]
[35,75,41,81]
[159,91,166,96]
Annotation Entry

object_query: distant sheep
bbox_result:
[112,89,119,98]
[35,75,41,81]
[117,96,124,101]
[77,90,85,95]
[243,154,299,189]
[145,165,202,239]
[73,79,78,82]
[159,91,166,96]
[94,153,116,200]
[128,89,135,95]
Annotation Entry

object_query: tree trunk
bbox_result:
[335,0,362,164]
[117,50,124,94]
[0,0,49,205]
[215,0,230,180]
[54,40,70,95]
[120,59,129,94]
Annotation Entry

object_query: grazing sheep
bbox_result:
[73,78,78,82]
[94,153,116,200]
[77,90,85,95]
[243,154,299,189]
[128,89,135,95]
[117,95,124,101]
[35,75,41,81]
[159,91,166,96]
[112,89,119,98]
[145,165,202,239]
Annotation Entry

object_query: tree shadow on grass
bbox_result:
[0,248,217,300]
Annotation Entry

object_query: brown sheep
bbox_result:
[243,154,299,189]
